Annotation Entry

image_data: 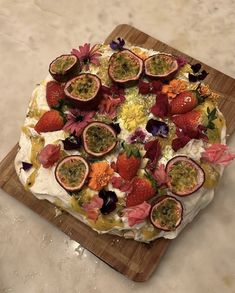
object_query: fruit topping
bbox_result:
[126,177,156,207]
[46,81,65,108]
[116,144,141,181]
[201,162,220,189]
[82,122,117,157]
[49,54,80,82]
[170,91,200,115]
[150,196,183,231]
[108,49,143,83]
[64,73,101,108]
[144,53,178,79]
[99,189,118,215]
[166,156,205,196]
[34,110,64,133]
[172,110,202,133]
[55,155,89,191]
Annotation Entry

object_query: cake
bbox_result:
[15,38,235,242]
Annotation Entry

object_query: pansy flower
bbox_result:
[127,128,147,144]
[146,119,169,138]
[110,37,125,51]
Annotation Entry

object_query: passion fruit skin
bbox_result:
[82,121,117,157]
[49,54,81,82]
[144,53,179,80]
[166,156,205,197]
[108,49,144,85]
[64,73,102,110]
[55,155,90,192]
[150,195,183,231]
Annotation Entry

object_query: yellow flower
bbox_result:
[88,162,114,191]
[119,103,148,132]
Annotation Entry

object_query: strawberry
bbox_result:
[170,91,199,115]
[116,144,141,181]
[46,81,65,108]
[172,110,202,132]
[126,177,155,207]
[34,110,64,133]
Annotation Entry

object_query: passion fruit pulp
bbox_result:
[166,156,205,196]
[144,53,178,79]
[82,122,117,157]
[150,196,183,231]
[49,54,80,82]
[64,73,101,109]
[55,155,89,192]
[108,49,143,83]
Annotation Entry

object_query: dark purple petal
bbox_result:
[62,135,82,150]
[146,119,169,138]
[22,162,33,171]
[188,73,198,82]
[99,189,118,215]
[197,70,208,80]
[191,63,201,73]
[109,123,121,134]
[109,38,125,51]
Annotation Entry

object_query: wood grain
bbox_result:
[0,24,235,282]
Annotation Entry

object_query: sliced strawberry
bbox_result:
[126,177,155,207]
[172,110,201,132]
[34,110,64,133]
[46,81,65,108]
[170,91,199,115]
[116,144,141,181]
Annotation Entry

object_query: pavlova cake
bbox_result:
[15,38,235,242]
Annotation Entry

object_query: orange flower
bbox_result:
[162,79,188,99]
[88,161,114,191]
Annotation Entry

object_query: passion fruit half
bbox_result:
[150,196,183,231]
[108,49,143,84]
[55,155,89,192]
[166,156,205,196]
[49,54,80,82]
[64,73,101,109]
[144,53,178,79]
[82,122,117,157]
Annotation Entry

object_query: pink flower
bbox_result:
[127,128,146,144]
[63,108,95,136]
[123,201,151,227]
[71,43,102,70]
[38,144,61,168]
[111,176,133,193]
[202,143,235,166]
[83,195,104,221]
[153,164,169,186]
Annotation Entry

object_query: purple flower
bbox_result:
[128,128,146,144]
[146,119,169,138]
[21,162,33,171]
[110,37,125,51]
[176,56,188,67]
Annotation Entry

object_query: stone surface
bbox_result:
[0,0,235,292]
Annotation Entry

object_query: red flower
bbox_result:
[38,144,61,168]
[111,176,133,193]
[71,43,102,70]
[153,164,169,186]
[150,93,169,119]
[144,139,161,170]
[63,108,95,136]
[138,80,162,95]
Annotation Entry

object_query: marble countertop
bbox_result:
[0,0,235,292]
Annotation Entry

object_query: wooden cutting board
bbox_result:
[0,24,235,282]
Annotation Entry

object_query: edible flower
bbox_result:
[162,79,188,99]
[150,93,169,119]
[83,195,104,221]
[176,56,188,67]
[188,63,208,82]
[63,108,95,137]
[88,162,114,191]
[71,43,102,70]
[119,102,148,132]
[110,37,125,51]
[111,176,133,193]
[123,201,151,227]
[38,144,61,168]
[153,164,169,186]
[127,128,147,144]
[144,139,161,170]
[202,144,235,166]
[146,119,169,138]
[138,80,163,95]
[21,162,33,171]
